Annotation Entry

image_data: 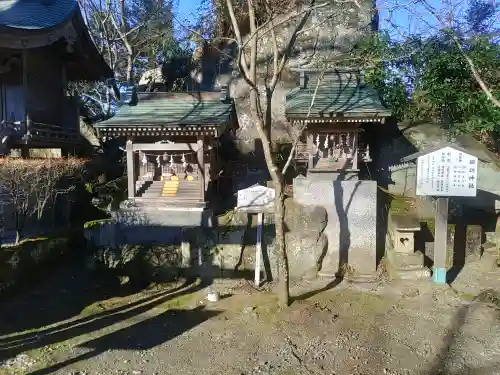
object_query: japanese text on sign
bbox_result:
[237,185,275,210]
[416,146,478,197]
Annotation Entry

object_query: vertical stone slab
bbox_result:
[293,177,377,277]
[180,227,192,267]
[466,225,482,261]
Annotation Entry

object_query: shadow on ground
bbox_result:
[26,306,220,375]
[0,262,210,366]
[423,289,500,375]
[0,263,145,337]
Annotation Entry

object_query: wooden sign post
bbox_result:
[413,146,478,284]
[236,184,275,287]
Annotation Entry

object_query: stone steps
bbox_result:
[140,180,202,199]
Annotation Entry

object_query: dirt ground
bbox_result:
[1,254,500,375]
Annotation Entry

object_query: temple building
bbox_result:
[0,0,113,155]
[286,68,391,180]
[94,90,238,211]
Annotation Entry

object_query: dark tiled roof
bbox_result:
[96,92,234,127]
[285,70,391,118]
[0,0,77,30]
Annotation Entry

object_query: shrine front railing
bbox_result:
[292,132,372,171]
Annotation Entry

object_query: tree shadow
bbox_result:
[0,263,140,337]
[27,305,220,375]
[422,289,500,375]
[290,277,342,303]
[334,172,361,277]
[335,171,350,274]
[0,276,206,362]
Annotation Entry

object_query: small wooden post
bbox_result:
[126,141,135,199]
[352,130,358,169]
[433,197,449,284]
[307,132,314,170]
[255,212,263,287]
[197,137,205,200]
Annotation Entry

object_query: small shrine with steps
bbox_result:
[95,89,238,223]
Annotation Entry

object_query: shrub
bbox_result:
[0,157,87,244]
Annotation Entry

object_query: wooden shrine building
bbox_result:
[285,68,391,178]
[0,0,113,153]
[94,91,237,208]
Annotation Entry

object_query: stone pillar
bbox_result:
[181,228,192,267]
[466,225,482,261]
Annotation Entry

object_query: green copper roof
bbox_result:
[96,92,234,127]
[0,0,77,30]
[285,70,391,118]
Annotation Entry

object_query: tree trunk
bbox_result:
[126,54,134,82]
[14,210,23,245]
[249,88,290,308]
[273,180,289,308]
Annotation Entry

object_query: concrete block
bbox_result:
[391,214,420,253]
[390,251,424,270]
[395,268,431,280]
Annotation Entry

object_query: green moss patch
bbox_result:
[389,194,416,215]
[84,218,113,229]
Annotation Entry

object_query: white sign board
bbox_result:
[416,146,478,197]
[237,184,275,211]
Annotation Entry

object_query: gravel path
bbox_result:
[1,265,500,375]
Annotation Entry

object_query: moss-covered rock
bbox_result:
[84,219,113,229]
[0,237,69,293]
[87,244,183,284]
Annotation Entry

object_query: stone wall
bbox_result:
[84,200,328,282]
[0,237,69,293]
[85,183,376,282]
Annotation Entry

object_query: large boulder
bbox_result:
[213,0,376,144]
[284,197,327,234]
[263,198,329,279]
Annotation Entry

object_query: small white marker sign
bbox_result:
[237,184,275,211]
[416,146,478,197]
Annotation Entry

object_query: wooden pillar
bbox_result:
[21,50,31,137]
[197,137,205,200]
[352,130,358,169]
[126,141,135,199]
[307,132,314,170]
